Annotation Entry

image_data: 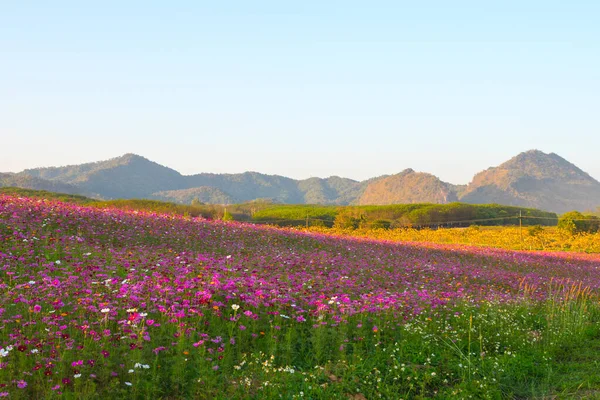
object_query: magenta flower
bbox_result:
[33,304,41,313]
[17,380,27,389]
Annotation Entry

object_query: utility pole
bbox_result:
[519,210,523,250]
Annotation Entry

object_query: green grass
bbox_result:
[0,187,95,204]
[252,204,338,226]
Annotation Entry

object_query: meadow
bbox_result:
[304,225,600,254]
[1,194,600,399]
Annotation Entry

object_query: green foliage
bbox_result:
[0,187,94,204]
[558,211,600,235]
[91,199,217,219]
[222,209,234,221]
[332,209,363,230]
[369,219,392,229]
[253,203,557,229]
[253,205,337,227]
[527,225,544,237]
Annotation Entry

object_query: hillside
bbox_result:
[358,169,458,205]
[460,150,600,213]
[21,153,185,199]
[297,176,367,204]
[151,186,236,205]
[0,172,89,196]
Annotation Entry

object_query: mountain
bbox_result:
[0,172,87,196]
[5,150,600,213]
[21,154,185,199]
[358,169,458,205]
[151,187,237,205]
[297,176,367,204]
[183,172,305,203]
[460,150,600,213]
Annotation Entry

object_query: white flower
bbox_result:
[55,260,61,265]
[231,304,240,311]
[126,308,137,313]
[74,374,81,379]
[125,382,132,386]
[134,363,142,369]
[28,281,36,285]
[31,349,39,354]
[128,369,134,373]
[101,308,110,313]
[142,364,150,369]
[84,252,92,256]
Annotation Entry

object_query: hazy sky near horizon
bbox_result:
[1,1,599,184]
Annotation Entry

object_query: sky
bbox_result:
[1,1,599,184]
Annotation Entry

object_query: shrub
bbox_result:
[370,219,392,230]
[558,211,600,235]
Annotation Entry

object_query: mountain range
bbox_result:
[2,150,599,214]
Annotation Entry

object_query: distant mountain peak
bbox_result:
[114,153,154,165]
[461,150,600,213]
[498,150,594,182]
[358,169,457,205]
[119,153,144,160]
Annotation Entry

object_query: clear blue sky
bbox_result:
[1,1,599,184]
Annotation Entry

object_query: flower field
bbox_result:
[1,195,600,399]
[304,225,600,253]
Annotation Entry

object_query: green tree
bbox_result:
[558,211,600,235]
[333,210,361,230]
